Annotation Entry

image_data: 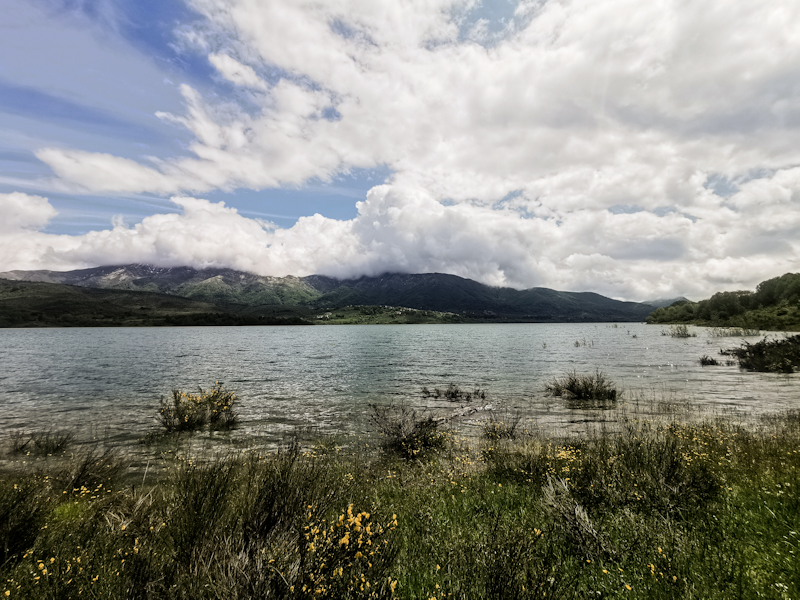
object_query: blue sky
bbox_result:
[0,0,511,233]
[2,0,800,300]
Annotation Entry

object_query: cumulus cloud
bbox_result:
[2,187,797,301]
[0,192,57,233]
[11,0,800,298]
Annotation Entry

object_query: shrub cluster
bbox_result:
[721,334,800,373]
[421,384,486,402]
[368,403,449,460]
[661,324,696,338]
[481,413,522,441]
[545,370,618,406]
[158,382,238,432]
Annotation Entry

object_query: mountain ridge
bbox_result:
[0,264,653,322]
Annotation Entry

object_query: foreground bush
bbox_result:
[368,403,449,460]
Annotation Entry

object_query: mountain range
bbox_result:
[0,264,659,323]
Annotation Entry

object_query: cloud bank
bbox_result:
[5,0,800,299]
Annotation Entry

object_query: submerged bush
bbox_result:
[709,327,761,337]
[661,324,697,338]
[721,334,800,373]
[421,384,486,402]
[545,370,618,406]
[158,382,238,433]
[699,355,720,366]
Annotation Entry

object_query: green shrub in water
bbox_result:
[158,382,239,433]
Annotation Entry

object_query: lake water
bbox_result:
[1,323,798,450]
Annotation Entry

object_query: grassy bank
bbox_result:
[2,409,799,599]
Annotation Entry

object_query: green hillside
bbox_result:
[646,273,800,330]
[307,273,652,322]
[0,280,310,327]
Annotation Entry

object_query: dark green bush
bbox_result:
[545,370,618,406]
[721,334,800,373]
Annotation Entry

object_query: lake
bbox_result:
[1,323,798,450]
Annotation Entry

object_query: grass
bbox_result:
[10,431,73,456]
[709,327,761,337]
[544,370,619,407]
[2,400,800,598]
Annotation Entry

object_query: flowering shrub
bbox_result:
[158,382,238,432]
[298,504,399,598]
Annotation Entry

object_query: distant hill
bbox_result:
[0,264,319,306]
[642,296,689,309]
[306,273,653,322]
[0,279,311,327]
[0,264,655,323]
[646,273,800,331]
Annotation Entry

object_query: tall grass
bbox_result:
[421,384,486,402]
[9,430,73,456]
[709,326,761,337]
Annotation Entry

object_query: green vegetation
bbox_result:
[661,324,696,338]
[10,431,73,456]
[157,382,239,433]
[2,401,799,599]
[545,370,619,406]
[0,280,312,327]
[311,305,465,325]
[421,384,487,402]
[368,403,449,461]
[648,272,800,330]
[709,327,761,337]
[3,265,655,325]
[721,334,800,373]
[699,355,720,367]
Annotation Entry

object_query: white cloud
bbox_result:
[11,0,800,298]
[0,192,57,233]
[208,53,268,90]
